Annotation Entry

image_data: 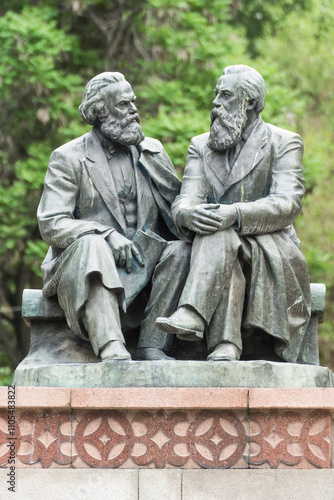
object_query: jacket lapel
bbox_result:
[84,131,127,233]
[223,119,268,192]
[205,148,230,191]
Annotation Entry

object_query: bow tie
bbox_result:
[108,142,131,156]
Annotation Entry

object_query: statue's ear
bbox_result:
[247,99,256,111]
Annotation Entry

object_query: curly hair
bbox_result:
[79,72,126,125]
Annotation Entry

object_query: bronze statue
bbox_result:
[157,65,311,363]
[37,72,190,362]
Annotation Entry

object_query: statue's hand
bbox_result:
[214,204,238,230]
[106,231,144,273]
[179,204,223,235]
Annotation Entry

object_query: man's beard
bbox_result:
[207,102,248,151]
[100,113,145,146]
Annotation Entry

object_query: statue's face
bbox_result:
[100,80,145,146]
[213,74,244,114]
[207,73,248,152]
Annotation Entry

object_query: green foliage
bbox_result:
[0,367,14,387]
[0,5,91,365]
[0,6,90,282]
[143,108,210,173]
[230,0,313,55]
[0,353,14,386]
[254,2,334,123]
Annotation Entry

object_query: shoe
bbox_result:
[207,342,240,361]
[136,348,175,361]
[176,332,203,342]
[100,341,131,361]
[156,307,205,341]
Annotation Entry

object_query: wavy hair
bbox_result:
[79,72,126,125]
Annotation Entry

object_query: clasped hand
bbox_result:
[179,203,237,235]
[106,232,144,273]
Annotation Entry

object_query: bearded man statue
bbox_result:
[156,65,312,363]
[37,72,191,362]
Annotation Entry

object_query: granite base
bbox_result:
[1,387,334,471]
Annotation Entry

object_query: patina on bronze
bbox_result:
[157,65,312,364]
[37,72,191,362]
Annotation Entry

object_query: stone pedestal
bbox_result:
[13,358,334,388]
[1,387,334,498]
[6,285,333,497]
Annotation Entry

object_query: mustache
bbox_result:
[210,106,228,125]
[123,114,140,127]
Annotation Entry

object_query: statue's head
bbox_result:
[79,72,145,146]
[208,65,266,151]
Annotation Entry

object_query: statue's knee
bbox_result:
[168,240,192,264]
[76,233,105,247]
[73,234,115,266]
[195,228,239,248]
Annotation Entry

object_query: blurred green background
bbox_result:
[0,0,333,384]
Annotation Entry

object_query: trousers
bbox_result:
[50,234,190,355]
[178,228,310,362]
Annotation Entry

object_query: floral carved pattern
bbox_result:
[248,410,330,468]
[299,410,330,468]
[73,409,247,469]
[18,410,72,467]
[188,410,247,469]
[74,410,134,468]
[130,410,190,468]
[0,408,331,469]
[0,409,22,467]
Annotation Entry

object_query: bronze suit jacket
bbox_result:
[38,129,181,293]
[173,117,304,240]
